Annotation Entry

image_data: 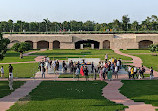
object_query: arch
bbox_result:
[139,40,153,49]
[11,40,20,43]
[75,39,100,49]
[37,40,49,49]
[53,40,60,49]
[25,40,33,49]
[103,40,110,49]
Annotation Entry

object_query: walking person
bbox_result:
[130,66,135,79]
[75,67,80,81]
[99,67,103,81]
[62,61,66,73]
[1,66,4,78]
[138,67,142,79]
[102,66,106,80]
[127,65,131,79]
[134,66,138,78]
[117,59,120,71]
[41,65,46,78]
[84,67,89,81]
[56,60,59,71]
[91,62,94,73]
[141,65,145,78]
[150,67,154,80]
[105,54,108,62]
[114,65,118,79]
[8,64,14,90]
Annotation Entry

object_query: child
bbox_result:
[150,67,154,80]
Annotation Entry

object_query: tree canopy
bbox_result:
[1,15,158,32]
[0,33,10,60]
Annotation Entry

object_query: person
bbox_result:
[77,61,80,69]
[69,60,74,73]
[84,67,89,81]
[114,65,118,79]
[127,65,131,79]
[1,66,4,78]
[107,66,112,81]
[117,59,120,71]
[150,67,154,80]
[91,62,94,73]
[102,66,106,80]
[99,67,103,81]
[105,54,108,62]
[111,57,115,64]
[62,61,66,73]
[134,67,138,78]
[141,65,145,78]
[45,61,49,74]
[138,67,142,79]
[8,72,14,90]
[75,67,80,81]
[41,65,46,78]
[130,66,134,79]
[56,60,59,71]
[52,60,56,73]
[8,64,13,76]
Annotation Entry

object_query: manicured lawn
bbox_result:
[9,81,127,111]
[0,81,25,98]
[121,49,154,53]
[0,50,37,63]
[59,74,99,78]
[30,49,132,60]
[120,80,158,110]
[0,63,38,78]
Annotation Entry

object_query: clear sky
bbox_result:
[0,0,157,23]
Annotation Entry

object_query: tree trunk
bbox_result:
[20,52,23,59]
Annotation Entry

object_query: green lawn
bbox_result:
[121,49,155,53]
[0,50,37,63]
[30,49,132,60]
[0,81,25,98]
[0,63,38,78]
[120,80,158,110]
[9,81,127,111]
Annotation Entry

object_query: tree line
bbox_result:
[1,15,158,32]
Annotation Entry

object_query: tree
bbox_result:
[0,33,10,60]
[131,21,139,31]
[122,15,130,31]
[12,42,31,59]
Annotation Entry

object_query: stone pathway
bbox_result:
[0,80,41,111]
[102,81,158,111]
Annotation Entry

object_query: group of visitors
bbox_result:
[127,65,154,80]
[98,57,122,81]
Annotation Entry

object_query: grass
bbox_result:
[0,81,25,98]
[0,63,38,78]
[120,80,158,110]
[8,81,127,111]
[58,74,99,78]
[121,49,156,53]
[0,50,37,63]
[30,49,132,60]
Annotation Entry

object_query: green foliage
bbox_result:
[0,33,10,60]
[149,44,157,52]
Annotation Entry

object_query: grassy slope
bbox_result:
[9,81,127,111]
[121,50,155,53]
[0,81,25,98]
[120,80,158,110]
[30,49,132,60]
[0,63,38,78]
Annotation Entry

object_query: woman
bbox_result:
[99,67,103,81]
[107,62,112,81]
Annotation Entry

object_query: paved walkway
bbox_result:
[102,81,158,111]
[0,80,41,111]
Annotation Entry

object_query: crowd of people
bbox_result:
[127,65,154,80]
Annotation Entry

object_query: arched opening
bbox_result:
[103,40,110,49]
[139,40,153,49]
[25,41,33,49]
[11,40,20,43]
[37,40,49,49]
[53,40,60,49]
[75,39,100,49]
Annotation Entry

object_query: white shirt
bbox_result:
[117,61,120,66]
[134,67,137,72]
[1,67,4,74]
[128,67,131,72]
[115,66,118,72]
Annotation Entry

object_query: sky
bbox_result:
[0,0,157,23]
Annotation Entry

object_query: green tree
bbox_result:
[131,21,139,31]
[122,15,130,31]
[149,44,157,53]
[12,42,31,59]
[0,33,10,60]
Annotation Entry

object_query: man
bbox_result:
[141,65,145,78]
[1,66,4,78]
[8,64,14,90]
[134,67,138,78]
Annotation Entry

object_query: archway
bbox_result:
[37,40,49,49]
[11,40,20,43]
[25,40,33,49]
[103,40,110,49]
[75,39,99,49]
[139,40,153,49]
[53,40,60,49]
